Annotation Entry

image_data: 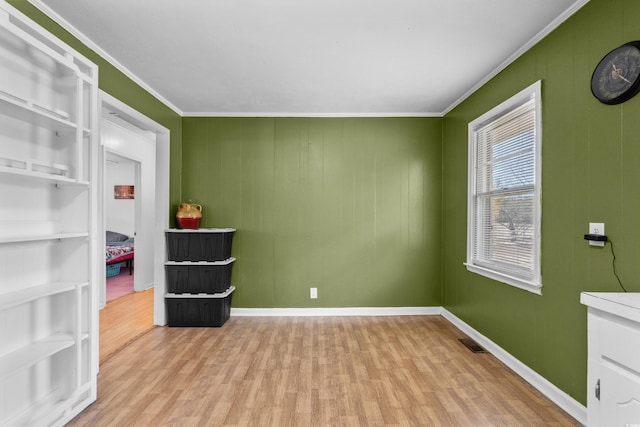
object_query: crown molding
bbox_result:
[27,0,184,116]
[22,0,444,119]
[27,0,589,119]
[442,0,590,115]
[183,111,444,118]
[19,1,443,119]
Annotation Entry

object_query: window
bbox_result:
[466,81,542,294]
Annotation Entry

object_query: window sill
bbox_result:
[464,263,542,295]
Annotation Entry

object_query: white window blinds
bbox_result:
[467,81,541,293]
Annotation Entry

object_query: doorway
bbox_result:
[98,91,170,326]
[105,151,139,302]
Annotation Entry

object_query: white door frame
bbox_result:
[99,90,170,325]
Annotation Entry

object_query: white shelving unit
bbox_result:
[0,3,98,426]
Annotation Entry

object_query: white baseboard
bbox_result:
[441,308,587,425]
[230,306,443,317]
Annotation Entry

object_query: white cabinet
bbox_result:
[581,292,640,427]
[0,3,98,426]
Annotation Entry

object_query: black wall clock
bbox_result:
[591,41,640,105]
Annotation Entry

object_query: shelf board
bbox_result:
[0,164,83,184]
[0,90,77,133]
[2,388,64,427]
[0,334,75,380]
[0,281,87,311]
[0,232,89,244]
[0,147,90,186]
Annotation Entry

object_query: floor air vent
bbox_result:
[459,338,486,353]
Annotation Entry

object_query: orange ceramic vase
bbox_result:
[176,203,202,229]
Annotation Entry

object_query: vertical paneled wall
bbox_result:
[442,0,640,404]
[183,117,442,308]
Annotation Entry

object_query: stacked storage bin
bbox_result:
[165,228,236,326]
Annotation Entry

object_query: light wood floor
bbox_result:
[99,288,155,363]
[73,314,580,426]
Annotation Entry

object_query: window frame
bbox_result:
[465,80,542,294]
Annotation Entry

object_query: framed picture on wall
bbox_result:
[114,185,134,199]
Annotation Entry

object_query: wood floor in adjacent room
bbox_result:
[99,287,154,363]
[72,315,580,426]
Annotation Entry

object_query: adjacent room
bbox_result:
[1,0,639,425]
[105,153,136,302]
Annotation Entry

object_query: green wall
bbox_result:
[7,0,183,215]
[442,0,640,405]
[183,118,442,308]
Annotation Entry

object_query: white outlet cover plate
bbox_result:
[589,222,605,247]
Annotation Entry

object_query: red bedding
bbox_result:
[106,245,134,265]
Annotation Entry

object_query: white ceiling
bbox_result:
[31,0,587,116]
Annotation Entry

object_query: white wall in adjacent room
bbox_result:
[106,157,136,237]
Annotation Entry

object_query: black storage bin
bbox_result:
[166,228,235,262]
[166,286,234,327]
[166,258,235,294]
